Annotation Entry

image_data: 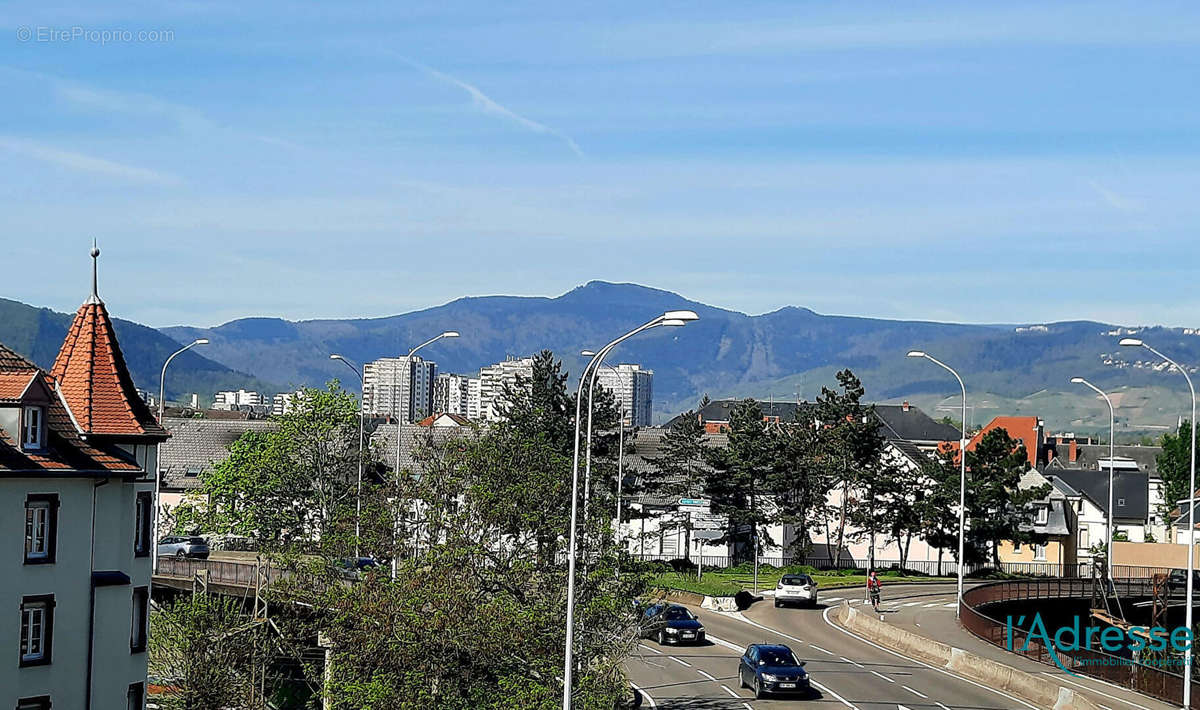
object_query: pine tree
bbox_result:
[644,411,707,559]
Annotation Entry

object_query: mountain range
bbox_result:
[3,282,1198,433]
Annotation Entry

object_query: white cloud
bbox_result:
[397,56,583,158]
[0,137,180,185]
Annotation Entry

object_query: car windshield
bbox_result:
[781,575,810,585]
[760,649,800,666]
[187,537,206,544]
[664,607,694,621]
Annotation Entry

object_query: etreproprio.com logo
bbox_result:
[1007,612,1194,676]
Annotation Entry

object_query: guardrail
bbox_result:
[155,556,275,589]
[959,578,1199,707]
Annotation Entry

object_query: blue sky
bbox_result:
[2,1,1198,328]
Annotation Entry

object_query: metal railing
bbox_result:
[959,577,1200,707]
[630,553,1088,578]
[155,556,276,588]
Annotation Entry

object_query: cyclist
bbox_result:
[867,570,882,612]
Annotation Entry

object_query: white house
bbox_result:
[0,247,167,710]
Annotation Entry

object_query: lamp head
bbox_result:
[330,354,344,361]
[662,310,699,322]
[1118,338,1143,347]
[194,338,210,346]
[581,349,596,357]
[906,350,926,358]
[441,331,460,339]
[661,319,688,327]
[1070,377,1085,384]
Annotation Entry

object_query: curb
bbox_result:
[833,601,1100,710]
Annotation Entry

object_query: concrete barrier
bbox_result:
[834,602,1100,710]
[662,589,706,607]
[701,596,738,612]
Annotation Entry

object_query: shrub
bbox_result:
[667,558,697,573]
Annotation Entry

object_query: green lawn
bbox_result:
[649,569,956,597]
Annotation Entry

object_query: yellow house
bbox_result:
[996,469,1079,573]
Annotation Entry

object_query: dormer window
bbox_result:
[1036,506,1048,525]
[22,406,44,450]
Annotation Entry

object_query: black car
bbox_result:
[1167,568,1200,593]
[334,557,380,580]
[738,643,810,699]
[639,603,705,645]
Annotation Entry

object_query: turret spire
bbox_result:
[86,239,102,305]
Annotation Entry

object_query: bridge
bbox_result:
[153,556,274,598]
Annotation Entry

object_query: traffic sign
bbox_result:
[690,511,724,530]
[693,530,723,541]
[679,497,708,507]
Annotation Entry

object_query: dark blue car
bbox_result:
[738,643,810,699]
[639,603,705,645]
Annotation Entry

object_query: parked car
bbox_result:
[1167,568,1200,592]
[738,643,810,699]
[639,603,706,645]
[157,535,209,559]
[775,573,818,607]
[334,557,380,580]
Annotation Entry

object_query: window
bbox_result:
[1036,506,1048,525]
[1079,526,1090,548]
[1118,498,1126,507]
[22,406,44,450]
[134,492,152,557]
[1014,541,1021,552]
[19,595,54,667]
[24,494,58,564]
[16,697,51,710]
[130,587,148,653]
[1033,544,1047,561]
[126,682,144,710]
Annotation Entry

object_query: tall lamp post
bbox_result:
[563,310,698,710]
[1070,377,1116,584]
[155,338,208,574]
[907,350,968,617]
[331,354,366,558]
[392,331,460,579]
[1119,338,1195,706]
[580,354,627,573]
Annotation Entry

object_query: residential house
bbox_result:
[996,469,1079,571]
[1043,460,1150,564]
[1,248,167,710]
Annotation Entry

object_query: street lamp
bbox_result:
[563,310,698,709]
[155,338,208,575]
[1071,377,1116,585]
[1120,337,1195,705]
[331,354,365,558]
[580,353,627,573]
[392,331,460,579]
[907,350,968,617]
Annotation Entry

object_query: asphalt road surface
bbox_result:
[625,581,1174,710]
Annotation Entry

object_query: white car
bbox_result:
[774,573,818,607]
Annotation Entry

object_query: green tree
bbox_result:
[703,399,778,561]
[1156,420,1200,523]
[918,451,962,575]
[964,428,1050,566]
[771,419,825,560]
[643,411,707,559]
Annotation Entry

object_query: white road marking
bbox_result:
[942,603,957,608]
[810,679,858,709]
[698,669,717,682]
[821,605,1039,710]
[723,611,806,645]
[903,602,923,607]
[639,644,663,655]
[743,704,753,710]
[720,684,739,698]
[706,633,745,653]
[810,643,835,655]
[922,603,941,608]
[839,655,865,668]
[671,656,692,668]
[936,704,952,710]
[1039,673,1154,710]
[630,682,656,708]
[903,685,929,698]
[870,670,895,683]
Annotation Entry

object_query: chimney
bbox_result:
[190,393,198,408]
[902,400,911,412]
[1069,438,1078,463]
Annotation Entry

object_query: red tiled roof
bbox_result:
[50,301,168,439]
[0,342,140,473]
[0,371,37,401]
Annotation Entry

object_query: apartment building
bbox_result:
[212,389,266,411]
[1,247,167,710]
[594,363,654,427]
[478,356,534,422]
[271,391,302,416]
[363,356,437,422]
[433,373,476,418]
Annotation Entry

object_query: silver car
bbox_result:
[157,535,210,559]
[774,573,818,607]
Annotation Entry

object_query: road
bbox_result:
[625,582,1174,710]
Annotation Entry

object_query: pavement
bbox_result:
[625,581,1176,710]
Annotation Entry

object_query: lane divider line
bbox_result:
[638,644,664,655]
[809,679,858,709]
[870,670,895,683]
[706,633,746,653]
[697,670,717,682]
[671,657,692,668]
[821,604,1038,710]
[810,643,835,656]
[839,655,865,669]
[903,685,929,698]
[720,684,739,698]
